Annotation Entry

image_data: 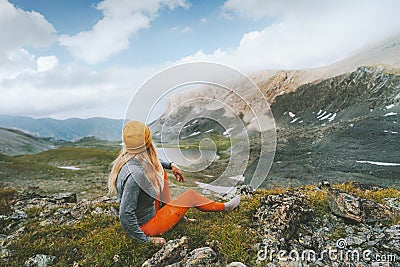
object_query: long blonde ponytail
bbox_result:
[108,143,164,196]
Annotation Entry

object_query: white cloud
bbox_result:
[220,11,233,21]
[37,56,59,72]
[182,26,191,33]
[0,63,165,119]
[0,0,56,79]
[200,17,207,24]
[183,0,400,72]
[59,0,189,64]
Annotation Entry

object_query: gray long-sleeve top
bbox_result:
[116,158,172,242]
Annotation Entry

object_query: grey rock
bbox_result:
[235,185,254,198]
[0,248,11,259]
[318,181,331,189]
[9,210,27,222]
[142,236,189,267]
[2,227,25,247]
[91,207,104,215]
[384,198,400,213]
[54,208,71,216]
[327,188,393,223]
[346,234,367,246]
[254,191,314,250]
[52,192,77,203]
[181,247,217,266]
[362,198,393,224]
[24,254,56,267]
[328,188,362,222]
[39,220,52,227]
[91,195,114,205]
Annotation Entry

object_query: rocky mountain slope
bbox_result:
[268,66,399,187]
[153,35,400,189]
[0,127,56,156]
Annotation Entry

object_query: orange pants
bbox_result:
[140,170,225,236]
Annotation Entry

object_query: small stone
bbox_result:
[10,210,28,222]
[318,181,331,189]
[181,247,217,266]
[91,207,104,215]
[227,262,247,267]
[346,234,367,246]
[54,208,71,216]
[91,196,113,205]
[142,236,189,267]
[345,226,354,234]
[24,254,56,267]
[52,192,77,203]
[110,206,119,217]
[3,226,26,246]
[1,248,11,259]
[113,254,120,263]
[235,185,254,198]
[39,220,52,227]
[385,198,400,212]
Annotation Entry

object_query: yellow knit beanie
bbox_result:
[122,121,152,154]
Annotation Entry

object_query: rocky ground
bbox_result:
[1,182,399,266]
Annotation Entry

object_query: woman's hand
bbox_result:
[171,163,184,182]
[151,237,166,245]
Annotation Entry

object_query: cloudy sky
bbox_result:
[1,0,400,119]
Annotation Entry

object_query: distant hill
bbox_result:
[0,127,57,155]
[0,115,123,141]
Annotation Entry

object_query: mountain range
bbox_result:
[1,35,399,188]
[0,115,123,141]
[153,35,400,188]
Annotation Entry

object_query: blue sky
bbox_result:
[9,0,269,67]
[1,0,400,119]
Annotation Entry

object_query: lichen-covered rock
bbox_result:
[328,188,362,222]
[254,191,313,244]
[142,236,189,267]
[362,198,393,223]
[327,188,393,223]
[235,185,254,198]
[24,254,56,267]
[2,226,25,247]
[52,192,77,204]
[9,210,28,222]
[382,225,400,254]
[384,198,400,213]
[180,247,217,266]
[0,247,11,259]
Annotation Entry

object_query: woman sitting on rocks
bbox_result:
[108,121,240,245]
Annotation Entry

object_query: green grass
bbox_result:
[18,147,118,171]
[4,193,264,267]
[2,183,400,266]
[2,141,400,266]
[0,147,117,197]
[333,182,400,203]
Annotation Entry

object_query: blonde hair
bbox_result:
[108,143,164,196]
